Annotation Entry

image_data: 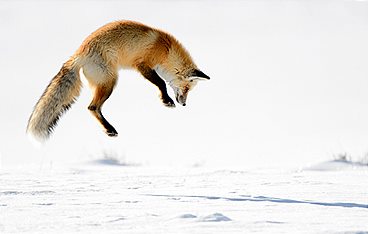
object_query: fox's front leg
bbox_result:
[136,63,175,108]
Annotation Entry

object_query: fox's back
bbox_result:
[76,21,167,68]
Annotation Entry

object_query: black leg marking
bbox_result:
[88,105,97,111]
[137,63,175,108]
[99,112,118,137]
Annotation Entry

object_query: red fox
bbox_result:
[27,20,210,142]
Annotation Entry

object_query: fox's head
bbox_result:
[155,66,210,106]
[153,39,210,106]
[168,69,210,106]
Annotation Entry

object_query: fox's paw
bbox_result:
[162,96,176,108]
[106,128,118,137]
[164,101,176,108]
[107,132,118,137]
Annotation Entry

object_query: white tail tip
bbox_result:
[27,130,47,148]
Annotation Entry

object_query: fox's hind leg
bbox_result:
[136,63,175,108]
[83,63,119,137]
[88,80,118,137]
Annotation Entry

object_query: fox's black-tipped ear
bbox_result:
[192,69,210,80]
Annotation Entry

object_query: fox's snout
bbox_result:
[175,93,187,106]
[176,96,186,106]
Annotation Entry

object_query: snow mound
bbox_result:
[86,157,138,167]
[199,213,232,222]
[339,232,368,234]
[304,159,368,171]
[178,213,231,222]
[89,158,127,166]
[179,214,197,219]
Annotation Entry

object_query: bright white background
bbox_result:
[1,0,368,168]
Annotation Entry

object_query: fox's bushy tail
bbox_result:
[27,58,82,143]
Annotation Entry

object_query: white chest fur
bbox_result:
[154,65,175,83]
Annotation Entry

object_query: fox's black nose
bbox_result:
[182,103,186,106]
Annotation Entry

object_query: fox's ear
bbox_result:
[191,69,210,80]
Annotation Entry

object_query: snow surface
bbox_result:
[0,163,367,234]
[1,0,368,233]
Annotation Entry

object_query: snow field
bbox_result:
[0,164,367,234]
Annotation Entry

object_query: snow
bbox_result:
[305,159,368,171]
[0,164,367,233]
[1,0,368,233]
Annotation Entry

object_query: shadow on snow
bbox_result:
[144,194,368,209]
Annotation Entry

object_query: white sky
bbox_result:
[1,0,368,168]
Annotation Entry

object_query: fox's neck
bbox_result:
[154,65,176,83]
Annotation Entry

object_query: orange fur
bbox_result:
[27,20,209,141]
